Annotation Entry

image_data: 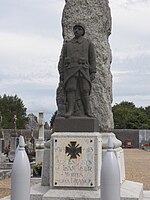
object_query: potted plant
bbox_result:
[33,162,42,177]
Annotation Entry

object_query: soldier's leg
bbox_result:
[64,77,77,118]
[80,78,93,117]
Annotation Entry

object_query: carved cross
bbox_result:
[65,141,82,159]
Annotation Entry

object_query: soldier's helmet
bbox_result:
[73,23,85,36]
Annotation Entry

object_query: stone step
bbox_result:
[29,180,144,200]
[143,191,150,200]
[1,190,150,200]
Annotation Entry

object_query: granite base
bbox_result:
[55,117,99,132]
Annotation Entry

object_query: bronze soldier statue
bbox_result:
[58,23,96,118]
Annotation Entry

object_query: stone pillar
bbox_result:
[36,112,45,164]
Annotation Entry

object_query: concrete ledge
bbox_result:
[0,185,150,200]
[43,189,100,200]
[30,183,49,200]
[29,180,143,200]
[143,191,150,200]
[121,180,143,200]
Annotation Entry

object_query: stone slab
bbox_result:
[41,147,50,186]
[51,132,102,189]
[143,191,150,200]
[43,189,100,200]
[55,117,99,132]
[53,136,96,187]
[121,180,143,200]
[0,180,145,200]
[30,183,49,200]
[29,180,143,200]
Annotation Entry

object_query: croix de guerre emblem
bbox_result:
[65,141,82,159]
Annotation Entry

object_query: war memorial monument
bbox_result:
[29,0,143,199]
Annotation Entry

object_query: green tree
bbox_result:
[145,106,150,117]
[0,94,28,129]
[112,101,150,129]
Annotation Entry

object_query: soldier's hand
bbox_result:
[90,73,95,81]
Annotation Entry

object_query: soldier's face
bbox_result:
[73,26,84,38]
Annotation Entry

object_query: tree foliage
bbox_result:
[112,101,150,129]
[0,94,28,129]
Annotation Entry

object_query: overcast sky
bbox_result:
[0,0,150,121]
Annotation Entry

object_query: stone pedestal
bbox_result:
[30,131,143,200]
[31,131,102,200]
[55,117,99,132]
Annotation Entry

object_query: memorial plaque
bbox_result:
[53,137,95,187]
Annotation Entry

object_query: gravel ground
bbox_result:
[0,149,150,198]
[124,149,150,190]
[0,178,10,199]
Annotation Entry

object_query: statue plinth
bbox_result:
[55,117,99,132]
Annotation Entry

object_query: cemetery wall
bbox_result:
[1,129,52,148]
[114,129,139,148]
[1,129,150,149]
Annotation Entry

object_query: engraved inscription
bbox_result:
[53,137,95,187]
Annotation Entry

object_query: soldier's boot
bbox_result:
[64,92,75,118]
[82,94,94,117]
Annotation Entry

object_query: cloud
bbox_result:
[0,31,61,120]
[110,0,150,107]
[0,0,65,38]
[125,0,149,5]
[0,0,65,121]
[112,54,150,107]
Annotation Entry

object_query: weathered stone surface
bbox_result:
[51,132,102,188]
[60,0,114,131]
[53,137,95,187]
